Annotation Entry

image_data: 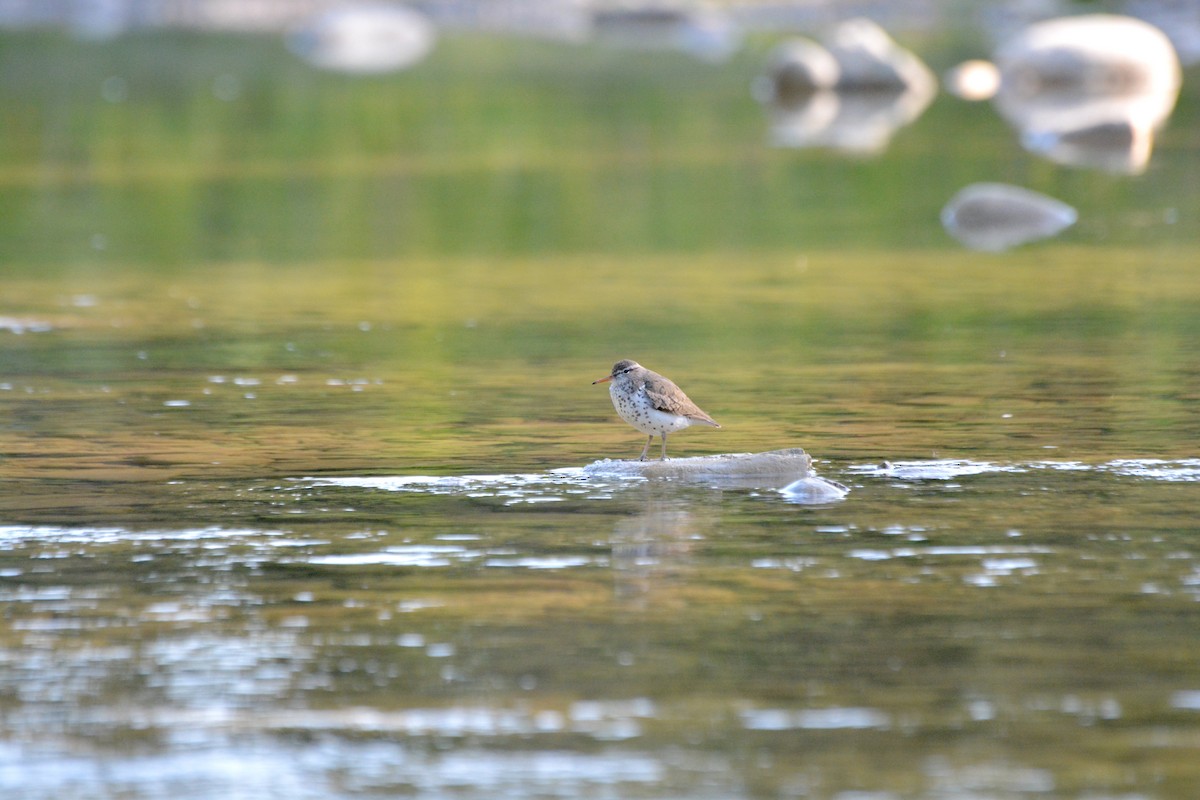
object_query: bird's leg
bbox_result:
[638,435,652,461]
[659,433,668,460]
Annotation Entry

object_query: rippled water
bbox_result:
[2,20,1200,800]
[4,453,1200,797]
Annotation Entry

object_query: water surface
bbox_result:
[2,26,1200,800]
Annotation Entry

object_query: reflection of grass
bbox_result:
[2,32,1199,480]
[1,32,1196,269]
[3,34,1200,796]
[3,245,1199,486]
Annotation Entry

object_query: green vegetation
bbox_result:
[0,32,1195,271]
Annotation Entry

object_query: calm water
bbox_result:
[2,22,1200,800]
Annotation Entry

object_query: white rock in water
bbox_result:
[993,14,1180,111]
[585,448,848,501]
[587,448,812,479]
[941,183,1077,252]
[756,18,935,96]
[754,20,936,154]
[752,38,841,103]
[780,476,850,504]
[823,17,936,93]
[287,4,435,74]
[949,15,1182,173]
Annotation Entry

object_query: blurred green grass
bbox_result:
[0,31,1195,270]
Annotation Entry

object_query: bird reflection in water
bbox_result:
[610,498,700,606]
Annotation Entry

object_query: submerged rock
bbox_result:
[941,182,1077,252]
[584,448,849,502]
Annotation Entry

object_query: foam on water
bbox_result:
[306,547,603,571]
[0,737,669,799]
[0,525,294,548]
[62,696,659,743]
[848,460,1025,480]
[850,457,1200,483]
[1104,458,1200,482]
[301,452,845,505]
[483,555,600,569]
[304,470,597,505]
[0,316,53,334]
[742,706,891,731]
[309,545,470,568]
[847,545,1054,562]
[1171,691,1200,711]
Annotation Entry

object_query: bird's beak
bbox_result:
[592,375,612,385]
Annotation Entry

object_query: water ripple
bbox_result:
[303,470,601,504]
[307,546,604,570]
[0,525,293,548]
[0,316,53,334]
[849,458,1200,483]
[847,545,1054,562]
[300,460,844,504]
[742,706,891,731]
[847,460,1025,480]
[70,697,658,742]
[1104,458,1200,482]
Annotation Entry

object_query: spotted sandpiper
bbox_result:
[592,359,720,461]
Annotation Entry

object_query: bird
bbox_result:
[592,359,720,461]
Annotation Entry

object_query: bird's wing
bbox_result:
[645,376,720,426]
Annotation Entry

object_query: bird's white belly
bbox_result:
[610,386,693,435]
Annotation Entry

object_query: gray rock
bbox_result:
[941,182,1077,252]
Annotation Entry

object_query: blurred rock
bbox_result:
[1124,0,1200,66]
[948,14,1182,173]
[941,183,1077,252]
[823,17,935,92]
[754,18,936,154]
[588,4,740,62]
[287,3,436,74]
[753,37,840,100]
